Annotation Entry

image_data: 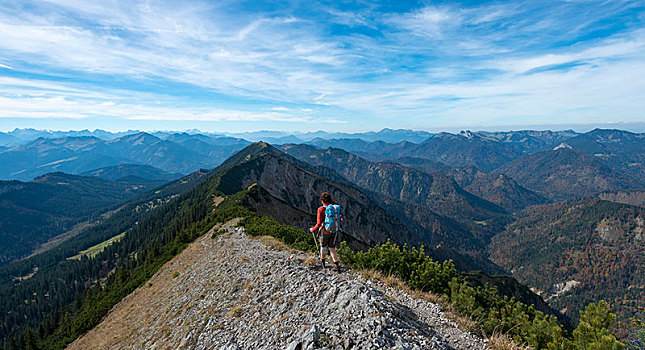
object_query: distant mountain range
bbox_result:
[565,129,645,180]
[0,128,436,146]
[0,127,581,148]
[0,128,139,145]
[441,166,548,212]
[306,129,580,171]
[231,128,436,143]
[474,129,578,154]
[496,146,644,201]
[0,132,250,181]
[2,128,644,204]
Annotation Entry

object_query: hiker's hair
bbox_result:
[320,192,332,204]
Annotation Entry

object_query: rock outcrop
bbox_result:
[69,220,487,349]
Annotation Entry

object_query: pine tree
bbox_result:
[19,327,39,350]
[571,300,624,350]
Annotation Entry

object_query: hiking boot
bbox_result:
[321,258,326,269]
[335,261,342,273]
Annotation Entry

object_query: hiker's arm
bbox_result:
[310,207,324,232]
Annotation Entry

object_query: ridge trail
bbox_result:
[68,220,487,350]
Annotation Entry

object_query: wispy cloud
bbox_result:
[386,6,456,39]
[0,0,643,131]
[0,91,333,123]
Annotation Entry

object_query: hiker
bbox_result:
[310,192,343,272]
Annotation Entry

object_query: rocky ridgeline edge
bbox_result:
[69,220,487,350]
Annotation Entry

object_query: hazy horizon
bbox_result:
[2,121,645,136]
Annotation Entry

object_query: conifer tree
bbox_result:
[571,301,624,350]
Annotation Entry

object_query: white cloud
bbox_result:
[0,0,642,130]
[387,6,456,38]
[0,92,316,122]
[489,30,645,73]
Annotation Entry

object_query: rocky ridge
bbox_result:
[68,220,487,349]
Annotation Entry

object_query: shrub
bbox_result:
[336,239,624,349]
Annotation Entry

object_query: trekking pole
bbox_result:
[310,228,320,253]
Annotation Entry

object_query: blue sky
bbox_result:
[0,0,643,133]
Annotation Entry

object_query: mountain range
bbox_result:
[565,129,645,180]
[496,146,644,201]
[212,142,414,249]
[0,132,250,181]
[441,166,548,212]
[0,128,436,147]
[1,141,562,346]
[0,127,578,148]
[279,144,511,248]
[305,129,579,171]
[1,128,644,348]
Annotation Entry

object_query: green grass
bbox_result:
[67,232,126,260]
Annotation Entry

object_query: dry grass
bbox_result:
[384,275,407,289]
[360,269,446,305]
[303,255,319,266]
[358,268,479,334]
[409,289,445,305]
[487,333,531,350]
[254,235,293,252]
[359,268,382,280]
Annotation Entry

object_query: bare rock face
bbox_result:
[68,221,487,350]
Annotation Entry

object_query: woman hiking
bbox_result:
[310,192,343,273]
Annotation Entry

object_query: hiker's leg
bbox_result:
[329,248,342,272]
[328,248,340,263]
[319,235,327,260]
